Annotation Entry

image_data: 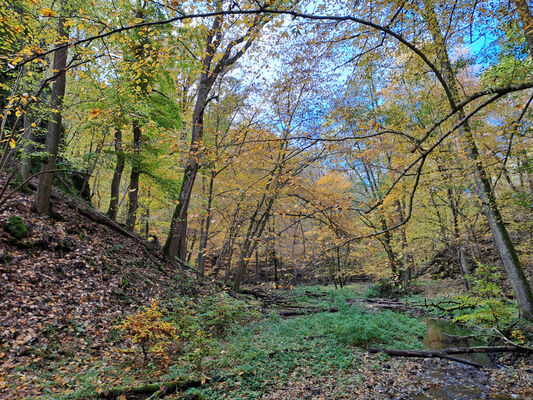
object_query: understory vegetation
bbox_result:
[3,278,530,399]
[19,286,430,399]
[2,0,533,398]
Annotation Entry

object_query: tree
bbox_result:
[164,0,281,260]
[33,2,69,215]
[420,0,533,320]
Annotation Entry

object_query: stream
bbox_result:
[411,319,520,400]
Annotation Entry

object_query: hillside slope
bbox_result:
[0,179,201,397]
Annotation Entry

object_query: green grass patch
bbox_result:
[22,285,426,399]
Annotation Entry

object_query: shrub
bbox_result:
[6,215,28,240]
[365,278,404,298]
[454,262,514,327]
[198,292,260,336]
[332,309,425,348]
[117,300,178,366]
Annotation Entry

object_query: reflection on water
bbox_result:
[410,319,517,400]
[423,318,493,368]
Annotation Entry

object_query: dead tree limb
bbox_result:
[369,345,533,368]
[96,374,230,399]
[277,306,339,317]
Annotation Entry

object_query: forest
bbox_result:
[1,0,533,399]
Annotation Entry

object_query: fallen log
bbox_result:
[368,348,483,368]
[277,306,339,317]
[97,378,201,399]
[369,345,532,355]
[96,374,229,399]
[368,345,533,368]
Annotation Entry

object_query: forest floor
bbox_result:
[1,179,533,399]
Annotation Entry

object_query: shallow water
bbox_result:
[410,319,517,400]
[423,318,494,367]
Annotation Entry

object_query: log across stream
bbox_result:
[370,318,530,400]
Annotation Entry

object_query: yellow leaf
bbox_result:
[9,138,16,148]
[40,7,56,17]
[51,108,59,114]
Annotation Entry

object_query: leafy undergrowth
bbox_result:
[0,178,204,398]
[21,285,426,399]
[2,180,532,399]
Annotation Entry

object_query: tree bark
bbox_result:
[20,112,34,182]
[164,77,211,259]
[106,129,124,220]
[33,10,68,215]
[514,0,533,201]
[423,0,533,320]
[369,345,532,368]
[396,199,413,288]
[126,121,141,231]
[197,170,215,273]
[233,167,282,290]
[447,180,471,291]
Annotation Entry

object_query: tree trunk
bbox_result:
[423,0,533,320]
[126,122,141,231]
[446,178,472,291]
[255,249,260,283]
[396,200,413,289]
[514,0,533,201]
[141,206,149,238]
[107,129,124,220]
[33,11,68,215]
[197,171,215,273]
[164,82,209,259]
[20,112,34,182]
[164,7,262,260]
[234,191,278,290]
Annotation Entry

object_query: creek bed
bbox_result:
[411,319,521,400]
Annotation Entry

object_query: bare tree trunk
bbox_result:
[140,205,149,238]
[396,200,413,289]
[423,0,533,320]
[34,10,68,215]
[20,112,34,181]
[107,129,124,220]
[165,82,209,259]
[197,171,215,273]
[449,188,471,291]
[336,246,344,288]
[234,180,280,290]
[255,248,260,283]
[126,122,141,231]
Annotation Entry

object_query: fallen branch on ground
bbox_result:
[369,345,533,368]
[277,306,339,317]
[96,374,229,399]
[413,298,476,313]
